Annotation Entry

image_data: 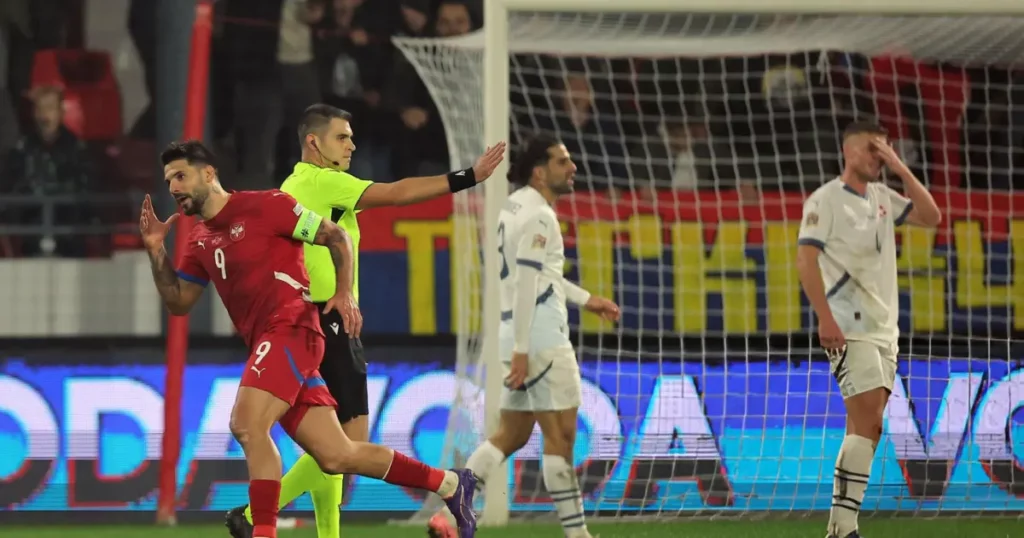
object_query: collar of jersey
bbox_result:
[523,185,550,206]
[203,191,239,227]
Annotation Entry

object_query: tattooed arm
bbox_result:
[313,219,355,301]
[139,194,205,316]
[146,245,206,316]
[312,218,362,337]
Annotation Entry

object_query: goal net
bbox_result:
[395,5,1024,522]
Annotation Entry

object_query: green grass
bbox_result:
[4,519,1022,538]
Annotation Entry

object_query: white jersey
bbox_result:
[497,186,590,354]
[797,178,913,346]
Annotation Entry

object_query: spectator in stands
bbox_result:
[530,71,628,191]
[315,0,400,182]
[128,0,156,139]
[385,0,475,178]
[223,0,289,189]
[630,119,714,192]
[279,0,326,168]
[434,0,475,37]
[395,0,429,39]
[0,1,29,159]
[4,86,94,257]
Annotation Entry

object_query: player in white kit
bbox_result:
[427,136,620,538]
[796,121,941,538]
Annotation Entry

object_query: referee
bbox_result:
[226,104,505,538]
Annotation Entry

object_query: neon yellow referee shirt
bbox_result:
[280,162,373,302]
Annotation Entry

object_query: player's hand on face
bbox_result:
[324,292,362,338]
[504,351,529,390]
[472,142,507,183]
[818,317,846,358]
[870,138,909,174]
[584,296,621,322]
[139,194,179,252]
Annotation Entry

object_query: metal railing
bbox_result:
[0,193,141,236]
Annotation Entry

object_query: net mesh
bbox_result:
[395,11,1022,520]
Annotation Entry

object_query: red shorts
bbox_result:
[240,325,337,435]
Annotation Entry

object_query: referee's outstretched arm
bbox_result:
[353,141,505,209]
[296,104,506,211]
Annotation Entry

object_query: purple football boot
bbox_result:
[442,468,478,538]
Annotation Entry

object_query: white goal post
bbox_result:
[395,0,1024,527]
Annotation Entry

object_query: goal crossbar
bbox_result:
[491,0,1024,15]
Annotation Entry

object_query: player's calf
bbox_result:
[829,386,888,538]
[292,406,478,537]
[536,408,591,538]
[231,386,292,538]
[465,410,534,490]
[428,411,533,537]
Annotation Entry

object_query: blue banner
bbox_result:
[1,354,1022,512]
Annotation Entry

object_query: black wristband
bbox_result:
[446,167,477,193]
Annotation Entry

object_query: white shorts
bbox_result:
[831,340,898,399]
[499,344,582,412]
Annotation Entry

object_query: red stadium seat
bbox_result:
[30,49,123,141]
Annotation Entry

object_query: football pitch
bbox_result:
[5,519,1021,538]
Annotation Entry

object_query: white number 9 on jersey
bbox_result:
[214,247,227,280]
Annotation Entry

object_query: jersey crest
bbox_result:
[532,234,547,248]
[230,222,246,241]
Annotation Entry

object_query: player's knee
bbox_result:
[541,426,574,459]
[491,424,532,454]
[309,444,358,475]
[228,414,271,448]
[229,417,254,447]
[845,387,888,440]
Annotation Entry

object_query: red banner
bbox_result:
[360,189,1022,250]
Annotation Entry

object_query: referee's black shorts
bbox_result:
[313,302,369,425]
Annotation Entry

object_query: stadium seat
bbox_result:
[30,49,123,141]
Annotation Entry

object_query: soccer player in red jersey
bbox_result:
[139,141,478,538]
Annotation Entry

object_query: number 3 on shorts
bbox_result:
[254,341,271,365]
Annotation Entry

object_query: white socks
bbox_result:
[542,454,589,538]
[828,434,875,537]
[465,440,506,491]
[437,470,459,498]
[465,442,590,537]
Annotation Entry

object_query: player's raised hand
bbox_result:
[504,351,529,390]
[584,295,621,322]
[471,142,507,182]
[870,137,910,175]
[324,291,362,339]
[139,194,179,252]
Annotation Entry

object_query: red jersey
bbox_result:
[176,190,326,348]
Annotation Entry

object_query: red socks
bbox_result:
[383,451,446,492]
[249,479,281,538]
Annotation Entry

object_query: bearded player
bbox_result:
[429,136,620,538]
[140,141,478,538]
[795,122,941,538]
[227,104,505,538]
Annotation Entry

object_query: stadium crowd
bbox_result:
[0,0,1021,258]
